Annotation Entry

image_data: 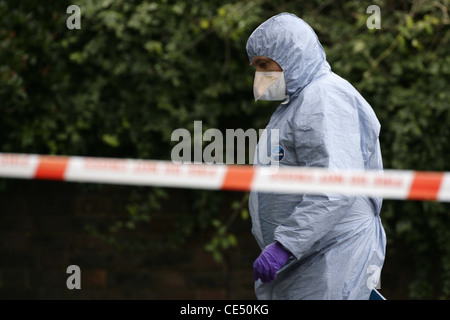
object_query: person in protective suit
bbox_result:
[247,13,387,300]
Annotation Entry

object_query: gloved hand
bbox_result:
[253,242,292,283]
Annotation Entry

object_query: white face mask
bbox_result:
[253,71,287,102]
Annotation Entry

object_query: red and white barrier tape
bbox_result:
[0,153,449,202]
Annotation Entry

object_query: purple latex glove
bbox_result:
[253,242,292,283]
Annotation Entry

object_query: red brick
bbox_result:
[83,269,107,287]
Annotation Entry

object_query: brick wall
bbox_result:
[0,178,415,300]
[0,179,259,299]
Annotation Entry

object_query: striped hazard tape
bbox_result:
[0,153,449,202]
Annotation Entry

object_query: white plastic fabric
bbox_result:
[247,13,386,300]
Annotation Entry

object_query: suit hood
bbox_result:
[246,13,331,98]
